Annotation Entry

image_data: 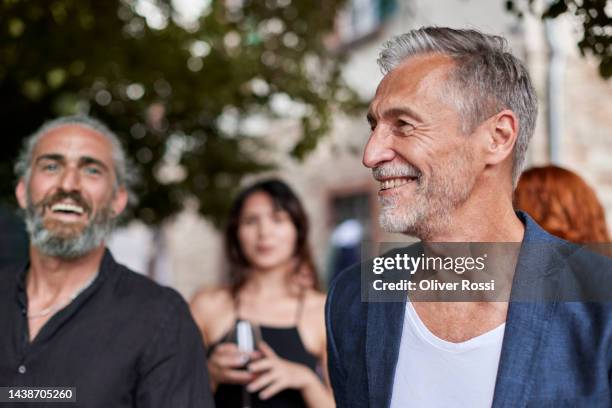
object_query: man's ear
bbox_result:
[15,179,27,209]
[111,186,128,218]
[482,109,519,166]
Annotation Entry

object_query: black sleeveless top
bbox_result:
[209,293,319,407]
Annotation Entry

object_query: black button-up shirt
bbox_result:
[0,250,214,407]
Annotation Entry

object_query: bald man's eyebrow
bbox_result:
[35,154,65,164]
[79,156,109,172]
[34,154,110,173]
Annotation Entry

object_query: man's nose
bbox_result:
[362,130,396,169]
[59,167,81,191]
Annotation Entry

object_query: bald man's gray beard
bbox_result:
[379,186,432,235]
[24,193,116,259]
[377,156,475,239]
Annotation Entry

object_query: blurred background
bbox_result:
[1,0,610,298]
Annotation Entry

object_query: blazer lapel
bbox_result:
[366,300,406,408]
[492,300,557,407]
[491,223,563,408]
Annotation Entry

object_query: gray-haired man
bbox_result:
[326,27,612,407]
[0,116,214,407]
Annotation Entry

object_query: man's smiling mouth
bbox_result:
[379,177,418,190]
[50,202,85,215]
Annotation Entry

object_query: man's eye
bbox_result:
[43,163,59,171]
[397,120,415,132]
[84,166,101,175]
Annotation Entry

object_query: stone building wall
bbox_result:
[110,2,612,300]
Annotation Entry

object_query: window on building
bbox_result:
[336,0,397,45]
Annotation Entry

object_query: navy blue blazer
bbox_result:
[326,213,612,407]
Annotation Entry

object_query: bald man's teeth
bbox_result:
[380,178,414,190]
[51,203,84,214]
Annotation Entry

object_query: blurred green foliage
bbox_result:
[506,0,611,78]
[0,0,362,225]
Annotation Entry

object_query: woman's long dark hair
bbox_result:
[224,178,319,295]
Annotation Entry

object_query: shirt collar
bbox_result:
[15,247,115,303]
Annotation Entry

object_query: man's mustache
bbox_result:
[373,163,421,179]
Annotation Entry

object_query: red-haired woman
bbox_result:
[514,165,610,243]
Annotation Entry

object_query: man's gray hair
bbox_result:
[378,27,538,186]
[14,115,138,204]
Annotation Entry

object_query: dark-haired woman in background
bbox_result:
[190,179,334,407]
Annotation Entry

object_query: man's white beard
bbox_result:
[378,169,473,239]
[379,191,427,234]
[24,192,115,259]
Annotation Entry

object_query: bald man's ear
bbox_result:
[15,179,27,209]
[111,186,128,218]
[483,110,519,166]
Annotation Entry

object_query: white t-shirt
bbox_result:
[390,301,505,408]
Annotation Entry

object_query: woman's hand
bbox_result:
[208,343,260,390]
[246,341,319,400]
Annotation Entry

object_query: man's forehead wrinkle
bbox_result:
[369,73,409,120]
[370,79,421,122]
[38,124,110,147]
[393,51,456,74]
[402,60,453,92]
[34,126,113,162]
[374,55,457,122]
[369,54,455,124]
[387,52,455,85]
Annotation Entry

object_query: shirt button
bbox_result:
[18,365,26,374]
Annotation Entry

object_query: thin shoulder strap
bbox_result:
[294,288,307,325]
[233,294,242,321]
